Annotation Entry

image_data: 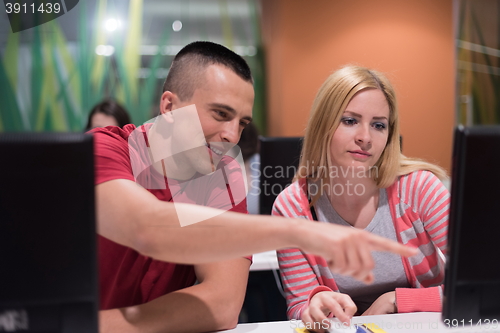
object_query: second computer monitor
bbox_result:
[0,133,98,333]
[443,125,500,323]
[259,136,303,215]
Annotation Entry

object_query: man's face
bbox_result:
[183,64,254,145]
[161,64,254,178]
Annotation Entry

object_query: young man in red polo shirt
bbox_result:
[92,42,256,332]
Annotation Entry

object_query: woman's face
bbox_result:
[90,112,119,129]
[329,88,390,174]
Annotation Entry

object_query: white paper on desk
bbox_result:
[328,327,358,333]
[328,318,357,333]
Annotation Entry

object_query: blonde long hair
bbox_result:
[296,65,447,201]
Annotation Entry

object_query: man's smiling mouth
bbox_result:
[206,143,223,156]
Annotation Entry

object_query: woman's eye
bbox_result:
[341,117,357,126]
[373,122,387,130]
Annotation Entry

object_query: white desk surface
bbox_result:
[249,250,279,271]
[222,312,500,333]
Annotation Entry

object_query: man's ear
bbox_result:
[160,91,181,114]
[159,91,178,123]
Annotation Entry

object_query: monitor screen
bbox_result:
[0,133,98,333]
[443,125,500,323]
[259,137,302,215]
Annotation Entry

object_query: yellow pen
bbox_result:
[360,323,388,333]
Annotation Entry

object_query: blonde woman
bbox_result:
[273,65,449,330]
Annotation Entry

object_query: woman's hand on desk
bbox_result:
[301,291,357,333]
[362,291,397,316]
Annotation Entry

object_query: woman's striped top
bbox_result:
[272,170,449,319]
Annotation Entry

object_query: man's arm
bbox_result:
[98,258,250,333]
[97,179,417,282]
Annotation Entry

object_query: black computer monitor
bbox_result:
[0,133,98,333]
[443,125,500,323]
[259,136,303,215]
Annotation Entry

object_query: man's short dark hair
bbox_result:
[162,41,253,101]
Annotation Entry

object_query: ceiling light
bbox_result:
[172,20,182,32]
[95,45,115,56]
[105,18,120,32]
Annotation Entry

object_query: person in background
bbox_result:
[273,65,449,332]
[85,99,132,130]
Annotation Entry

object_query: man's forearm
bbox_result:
[99,282,242,333]
[136,202,301,264]
[97,179,299,265]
